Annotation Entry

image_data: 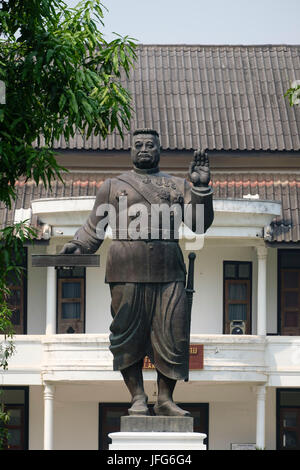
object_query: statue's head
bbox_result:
[131,128,160,170]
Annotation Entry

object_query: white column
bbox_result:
[46,266,56,335]
[43,383,55,450]
[256,246,268,336]
[256,385,266,450]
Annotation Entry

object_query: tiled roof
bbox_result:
[1,172,299,243]
[0,173,110,233]
[212,173,300,242]
[46,45,300,152]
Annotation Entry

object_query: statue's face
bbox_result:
[131,133,160,169]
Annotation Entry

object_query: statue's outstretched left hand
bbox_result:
[59,242,82,255]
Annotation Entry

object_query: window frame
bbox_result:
[276,388,300,450]
[6,248,27,335]
[278,249,300,336]
[280,269,300,335]
[0,386,29,450]
[56,267,86,334]
[223,261,252,334]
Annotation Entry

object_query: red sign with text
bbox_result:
[143,344,204,370]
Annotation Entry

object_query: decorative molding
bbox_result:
[43,383,55,400]
[256,246,268,259]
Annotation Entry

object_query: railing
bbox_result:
[1,334,300,386]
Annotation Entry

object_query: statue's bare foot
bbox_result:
[128,393,150,416]
[154,401,191,417]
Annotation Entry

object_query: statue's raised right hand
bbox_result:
[188,149,210,187]
[59,242,82,255]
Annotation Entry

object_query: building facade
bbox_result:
[1,45,300,450]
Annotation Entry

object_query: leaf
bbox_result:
[46,49,54,64]
[67,89,78,114]
[58,93,67,112]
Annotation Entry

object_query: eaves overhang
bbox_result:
[31,196,282,240]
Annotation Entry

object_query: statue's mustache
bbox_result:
[137,152,152,158]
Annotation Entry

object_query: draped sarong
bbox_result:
[109,281,189,381]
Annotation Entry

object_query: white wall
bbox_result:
[54,401,98,450]
[28,385,99,450]
[266,387,277,450]
[209,387,276,450]
[210,401,256,449]
[86,238,112,334]
[29,386,44,449]
[27,383,277,450]
[27,246,47,334]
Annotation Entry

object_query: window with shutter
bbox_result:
[277,389,300,450]
[223,261,252,334]
[278,250,300,336]
[57,267,85,333]
[6,249,27,335]
[0,387,28,450]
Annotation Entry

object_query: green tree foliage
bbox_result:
[285,80,300,107]
[0,0,137,206]
[0,222,37,368]
[0,221,37,448]
[0,2,137,445]
[0,0,136,333]
[0,389,11,449]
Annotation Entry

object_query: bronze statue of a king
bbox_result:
[60,129,214,417]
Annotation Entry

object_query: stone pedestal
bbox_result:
[108,416,207,450]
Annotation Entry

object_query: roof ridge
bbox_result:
[136,44,300,48]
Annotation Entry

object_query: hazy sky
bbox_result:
[66,0,300,44]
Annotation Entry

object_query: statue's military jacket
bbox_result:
[72,168,214,283]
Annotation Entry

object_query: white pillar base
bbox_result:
[109,432,207,450]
